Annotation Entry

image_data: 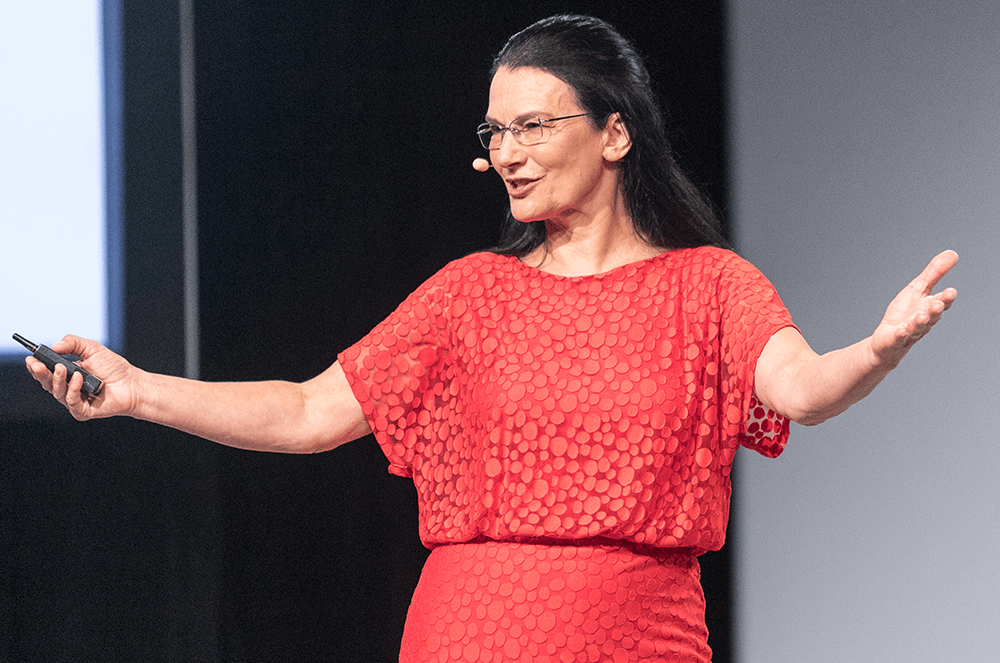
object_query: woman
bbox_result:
[28,14,956,663]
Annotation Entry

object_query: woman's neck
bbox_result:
[523,208,665,277]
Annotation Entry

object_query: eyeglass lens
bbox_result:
[477,117,545,149]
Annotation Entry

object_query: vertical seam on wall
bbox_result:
[179,0,199,380]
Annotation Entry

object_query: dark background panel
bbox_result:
[0,2,732,661]
[2,2,216,661]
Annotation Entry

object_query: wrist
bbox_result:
[126,367,153,420]
[867,332,905,373]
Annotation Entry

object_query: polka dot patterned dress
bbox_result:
[338,246,795,662]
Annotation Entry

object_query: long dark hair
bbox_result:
[489,14,729,256]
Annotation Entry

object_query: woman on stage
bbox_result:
[27,14,956,663]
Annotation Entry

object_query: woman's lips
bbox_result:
[505,177,537,198]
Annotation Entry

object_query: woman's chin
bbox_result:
[508,204,549,224]
[509,210,536,223]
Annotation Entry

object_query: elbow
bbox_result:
[292,421,365,455]
[787,404,846,427]
[234,433,321,455]
[768,386,847,427]
[793,413,828,427]
[282,426,343,454]
[285,437,327,454]
[769,393,830,427]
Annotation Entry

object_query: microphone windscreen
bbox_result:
[472,158,491,172]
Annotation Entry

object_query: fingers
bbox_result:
[51,363,67,400]
[51,334,89,356]
[25,355,87,411]
[937,286,958,308]
[64,370,87,410]
[899,290,951,340]
[910,249,959,294]
[899,316,932,341]
[25,356,53,392]
[51,363,74,403]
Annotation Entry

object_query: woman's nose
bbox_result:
[493,134,525,169]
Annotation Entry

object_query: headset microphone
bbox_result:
[472,158,492,172]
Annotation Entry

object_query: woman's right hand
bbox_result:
[25,334,141,421]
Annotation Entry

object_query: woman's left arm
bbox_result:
[754,250,958,426]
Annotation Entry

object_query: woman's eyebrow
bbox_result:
[483,111,548,125]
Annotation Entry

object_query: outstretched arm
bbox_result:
[26,335,371,453]
[754,250,959,426]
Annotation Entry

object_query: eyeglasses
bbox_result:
[476,113,592,150]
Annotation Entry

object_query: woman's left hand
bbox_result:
[870,249,958,367]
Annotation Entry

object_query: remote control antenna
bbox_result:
[12,333,38,353]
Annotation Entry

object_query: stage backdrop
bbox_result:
[728,1,1000,661]
[1,2,736,662]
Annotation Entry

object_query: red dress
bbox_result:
[338,247,795,662]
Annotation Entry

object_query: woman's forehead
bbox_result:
[486,66,581,122]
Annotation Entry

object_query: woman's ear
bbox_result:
[601,113,632,162]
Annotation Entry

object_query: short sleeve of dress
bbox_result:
[337,263,457,477]
[716,251,798,458]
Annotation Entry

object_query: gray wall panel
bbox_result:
[728,2,1000,661]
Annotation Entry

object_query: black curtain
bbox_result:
[0,2,733,661]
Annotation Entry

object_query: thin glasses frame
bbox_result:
[476,113,592,150]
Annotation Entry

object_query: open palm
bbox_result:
[870,250,958,367]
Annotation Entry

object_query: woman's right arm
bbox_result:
[26,335,372,454]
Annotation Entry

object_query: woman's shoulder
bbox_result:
[451,251,515,268]
[432,251,516,279]
[415,252,502,278]
[679,245,770,272]
[413,252,518,295]
[674,244,741,263]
